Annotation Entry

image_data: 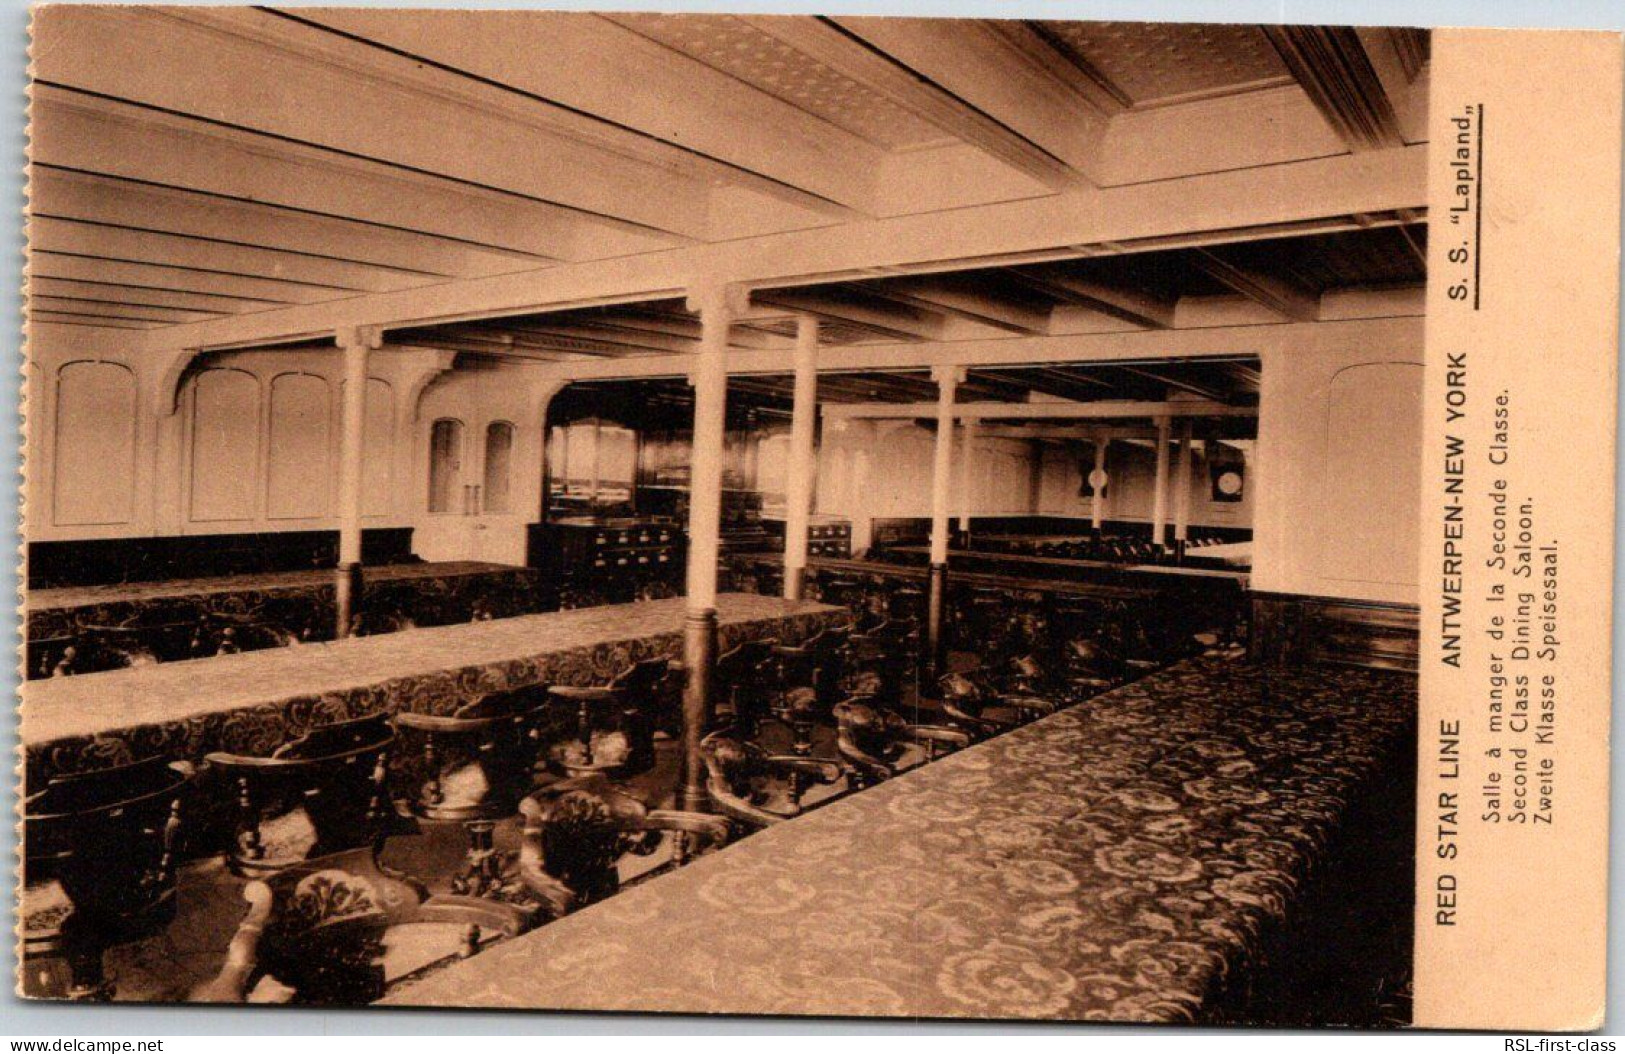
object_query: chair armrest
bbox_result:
[940,702,1010,736]
[763,755,845,784]
[416,894,533,939]
[203,752,288,770]
[706,784,796,828]
[997,693,1059,715]
[641,809,732,849]
[548,686,618,704]
[834,734,895,781]
[902,724,973,750]
[189,881,272,1003]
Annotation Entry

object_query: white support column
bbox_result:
[679,283,743,811]
[929,365,962,564]
[335,324,381,637]
[556,425,570,499]
[1091,439,1108,531]
[782,314,819,600]
[1173,420,1194,546]
[957,417,979,534]
[1150,415,1172,551]
[927,364,962,681]
[587,418,602,505]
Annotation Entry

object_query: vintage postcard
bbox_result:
[13,6,1622,1032]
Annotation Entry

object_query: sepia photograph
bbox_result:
[16,4,1516,1030]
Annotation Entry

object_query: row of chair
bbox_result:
[21,657,700,1005]
[695,611,1114,831]
[32,600,514,680]
[23,607,1110,1005]
[981,531,1236,565]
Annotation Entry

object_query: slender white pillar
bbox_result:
[685,289,736,610]
[678,284,741,811]
[587,418,602,504]
[335,325,380,637]
[1091,439,1108,530]
[1150,416,1172,550]
[926,365,961,682]
[782,315,819,600]
[555,425,569,500]
[957,417,979,533]
[929,365,962,564]
[1173,421,1194,544]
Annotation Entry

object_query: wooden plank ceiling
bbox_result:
[555,356,1263,431]
[28,7,1430,387]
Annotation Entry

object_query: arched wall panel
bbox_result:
[267,372,333,520]
[52,360,137,526]
[1317,362,1424,587]
[362,377,394,518]
[188,367,260,523]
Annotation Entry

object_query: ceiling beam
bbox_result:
[251,7,876,221]
[822,398,1258,422]
[989,21,1129,116]
[386,332,576,361]
[31,310,157,330]
[33,7,710,240]
[741,15,1089,191]
[31,166,541,279]
[1007,367,1118,402]
[460,323,648,359]
[1264,25,1404,151]
[29,297,221,324]
[29,216,443,293]
[1003,266,1176,329]
[1354,27,1430,143]
[27,276,292,312]
[475,319,694,356]
[30,250,370,301]
[544,317,1417,383]
[753,289,944,342]
[576,309,785,352]
[127,146,1427,353]
[981,426,1161,442]
[1188,249,1322,323]
[1110,364,1228,402]
[827,16,1105,184]
[30,93,633,262]
[861,277,1051,335]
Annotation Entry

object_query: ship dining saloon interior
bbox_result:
[22,9,1426,1027]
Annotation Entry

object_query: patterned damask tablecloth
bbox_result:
[22,594,842,786]
[385,656,1415,1023]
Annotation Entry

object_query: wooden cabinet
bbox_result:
[529,518,686,606]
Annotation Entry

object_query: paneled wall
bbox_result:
[26,320,1424,605]
[50,360,138,527]
[814,419,1042,547]
[1250,321,1425,606]
[413,366,554,565]
[26,338,553,560]
[1035,436,1254,530]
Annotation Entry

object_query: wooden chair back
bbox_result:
[206,712,395,876]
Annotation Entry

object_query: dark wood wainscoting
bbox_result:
[1250,592,1419,672]
[28,528,417,590]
